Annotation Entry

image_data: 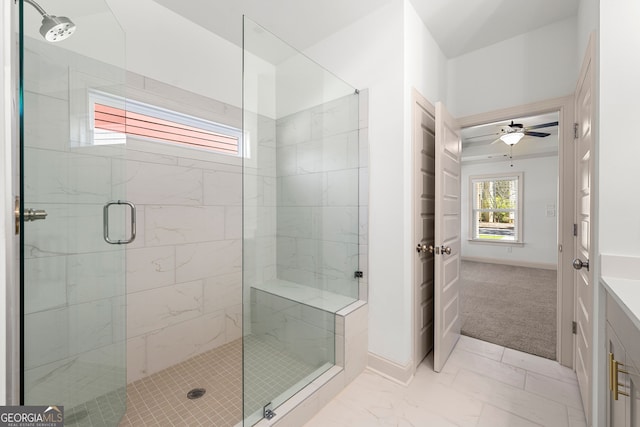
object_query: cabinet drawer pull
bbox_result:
[610,352,630,400]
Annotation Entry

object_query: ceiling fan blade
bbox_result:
[524,131,551,138]
[464,132,500,140]
[525,121,559,130]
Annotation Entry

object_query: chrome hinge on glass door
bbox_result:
[103,200,136,244]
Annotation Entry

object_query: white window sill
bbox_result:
[468,239,524,246]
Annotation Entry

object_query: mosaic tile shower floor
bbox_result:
[122,336,319,427]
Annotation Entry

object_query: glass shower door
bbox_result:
[20,1,127,424]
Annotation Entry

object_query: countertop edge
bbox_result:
[601,276,640,332]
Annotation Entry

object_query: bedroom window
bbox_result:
[89,91,243,156]
[470,173,523,243]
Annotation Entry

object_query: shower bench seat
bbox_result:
[249,278,368,427]
[251,278,357,313]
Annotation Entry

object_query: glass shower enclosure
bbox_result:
[243,17,360,425]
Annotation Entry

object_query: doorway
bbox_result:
[457,97,575,367]
[459,111,559,360]
[413,94,575,371]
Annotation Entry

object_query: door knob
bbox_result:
[416,244,436,254]
[441,246,452,255]
[572,258,589,271]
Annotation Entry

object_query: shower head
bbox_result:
[24,0,76,42]
[39,14,76,42]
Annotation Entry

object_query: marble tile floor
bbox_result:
[305,335,587,427]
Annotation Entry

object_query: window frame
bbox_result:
[468,172,524,244]
[88,90,245,157]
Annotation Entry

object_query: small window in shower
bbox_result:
[89,91,243,156]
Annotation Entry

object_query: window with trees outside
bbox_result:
[470,173,523,243]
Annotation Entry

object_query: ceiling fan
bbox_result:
[465,119,559,167]
[466,120,559,146]
[495,120,559,145]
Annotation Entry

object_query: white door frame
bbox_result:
[1,0,21,405]
[453,95,575,367]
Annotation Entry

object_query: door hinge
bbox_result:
[574,123,579,139]
[573,224,578,237]
[572,321,577,334]
[14,197,20,235]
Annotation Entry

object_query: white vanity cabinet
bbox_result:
[606,291,640,426]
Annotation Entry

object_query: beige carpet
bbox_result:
[460,260,557,360]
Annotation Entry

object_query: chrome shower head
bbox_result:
[24,0,76,42]
[39,14,76,42]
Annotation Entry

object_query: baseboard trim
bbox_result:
[367,352,414,385]
[462,256,557,271]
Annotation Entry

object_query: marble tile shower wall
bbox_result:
[122,75,272,382]
[274,92,369,299]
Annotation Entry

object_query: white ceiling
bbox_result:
[153,0,579,58]
[152,0,392,50]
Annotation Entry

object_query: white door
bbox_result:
[413,92,436,369]
[433,101,462,372]
[573,35,595,422]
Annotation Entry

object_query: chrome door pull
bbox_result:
[573,258,589,271]
[103,200,136,245]
[23,208,48,222]
[14,198,49,234]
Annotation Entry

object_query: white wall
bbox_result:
[305,0,407,366]
[404,2,448,105]
[22,1,125,71]
[599,0,640,256]
[305,0,447,368]
[447,17,579,118]
[105,0,242,110]
[274,53,357,119]
[577,0,598,63]
[461,156,559,267]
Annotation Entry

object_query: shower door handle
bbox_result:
[103,200,136,244]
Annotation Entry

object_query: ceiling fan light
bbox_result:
[500,132,524,145]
